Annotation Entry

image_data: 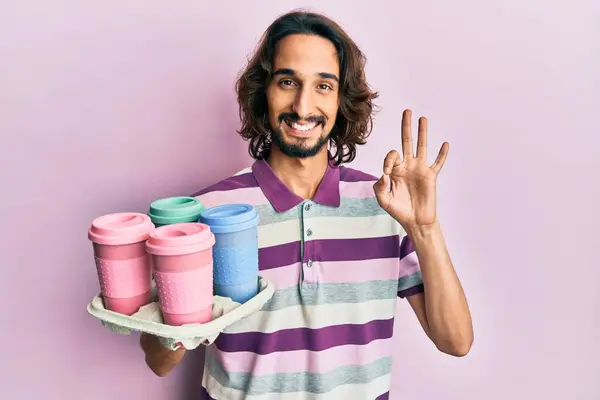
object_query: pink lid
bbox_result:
[88,212,155,246]
[145,222,215,256]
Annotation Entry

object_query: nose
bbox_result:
[292,86,317,119]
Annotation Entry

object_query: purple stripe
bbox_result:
[339,166,378,182]
[191,172,257,196]
[398,283,424,298]
[259,241,301,270]
[376,392,390,400]
[199,386,216,400]
[259,236,400,270]
[259,235,400,271]
[399,235,415,259]
[215,318,395,355]
[307,236,400,262]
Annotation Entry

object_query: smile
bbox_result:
[283,119,320,135]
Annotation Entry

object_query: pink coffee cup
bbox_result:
[145,222,215,326]
[88,212,155,315]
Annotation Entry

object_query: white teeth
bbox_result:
[291,121,316,131]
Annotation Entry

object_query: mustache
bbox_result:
[278,112,325,126]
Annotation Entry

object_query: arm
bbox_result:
[373,109,473,357]
[404,221,473,357]
[139,333,187,377]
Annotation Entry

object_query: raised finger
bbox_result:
[431,141,450,173]
[401,109,414,159]
[383,149,401,175]
[415,116,427,159]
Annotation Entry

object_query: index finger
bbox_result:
[383,149,401,175]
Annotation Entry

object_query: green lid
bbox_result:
[147,196,205,225]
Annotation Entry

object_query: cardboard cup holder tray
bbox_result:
[86,276,275,350]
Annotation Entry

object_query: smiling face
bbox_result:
[265,34,341,158]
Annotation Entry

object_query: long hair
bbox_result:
[235,10,379,165]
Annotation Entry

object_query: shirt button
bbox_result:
[307,259,313,267]
[306,228,313,237]
[304,203,311,211]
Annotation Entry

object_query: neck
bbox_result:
[266,146,329,200]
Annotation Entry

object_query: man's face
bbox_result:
[266,34,340,158]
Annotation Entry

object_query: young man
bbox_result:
[140,10,473,399]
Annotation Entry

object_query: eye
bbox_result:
[279,79,296,87]
[318,83,333,91]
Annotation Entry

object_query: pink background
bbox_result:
[1,1,599,399]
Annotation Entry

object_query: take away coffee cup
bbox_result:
[145,223,215,326]
[88,212,155,315]
[147,196,205,227]
[199,204,260,304]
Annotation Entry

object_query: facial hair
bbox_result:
[271,112,329,158]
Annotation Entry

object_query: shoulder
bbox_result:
[339,165,379,183]
[338,165,380,199]
[190,166,260,208]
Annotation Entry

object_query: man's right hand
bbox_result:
[139,332,186,377]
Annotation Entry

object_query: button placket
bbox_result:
[301,201,316,283]
[303,200,313,240]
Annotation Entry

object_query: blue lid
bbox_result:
[199,204,259,233]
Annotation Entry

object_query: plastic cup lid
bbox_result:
[88,212,154,246]
[148,196,205,224]
[199,204,259,233]
[145,222,215,256]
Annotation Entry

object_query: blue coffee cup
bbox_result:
[199,204,260,304]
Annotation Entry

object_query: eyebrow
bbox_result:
[272,68,339,83]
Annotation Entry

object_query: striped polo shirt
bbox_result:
[193,158,424,400]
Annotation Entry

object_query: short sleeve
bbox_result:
[397,234,424,298]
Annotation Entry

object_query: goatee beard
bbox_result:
[271,111,328,158]
[270,127,329,158]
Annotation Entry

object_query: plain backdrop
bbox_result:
[1,1,599,399]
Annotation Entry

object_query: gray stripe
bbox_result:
[398,271,423,292]
[255,197,387,225]
[262,279,399,312]
[205,352,392,395]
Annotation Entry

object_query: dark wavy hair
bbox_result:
[235,10,379,165]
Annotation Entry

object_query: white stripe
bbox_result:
[203,372,391,400]
[258,214,397,248]
[222,298,398,334]
[257,218,300,247]
[233,167,252,176]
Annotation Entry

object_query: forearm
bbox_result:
[139,333,186,377]
[405,221,473,355]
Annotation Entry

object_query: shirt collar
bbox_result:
[251,158,341,213]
